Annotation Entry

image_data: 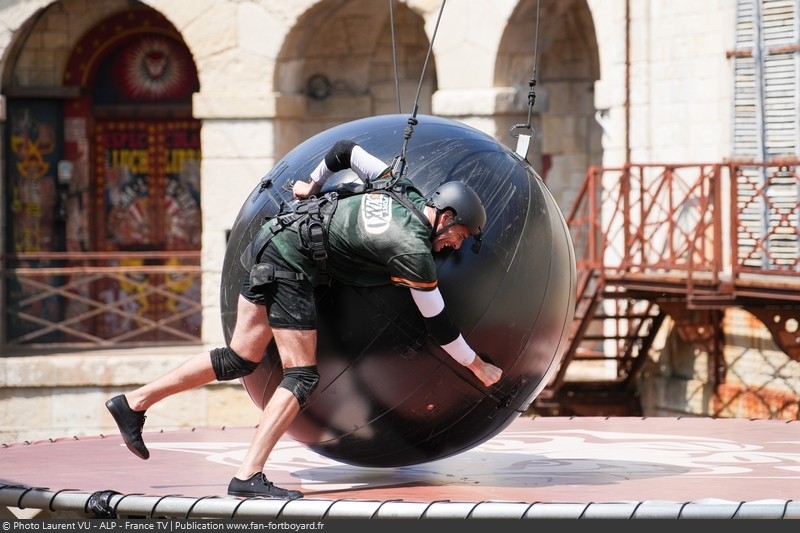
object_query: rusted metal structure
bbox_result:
[533,159,800,416]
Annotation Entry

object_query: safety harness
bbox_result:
[241,173,432,289]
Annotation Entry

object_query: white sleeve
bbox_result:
[309,158,334,184]
[309,144,388,185]
[440,335,477,366]
[410,288,476,366]
[349,145,390,182]
[410,287,445,317]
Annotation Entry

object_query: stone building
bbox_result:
[0,0,797,444]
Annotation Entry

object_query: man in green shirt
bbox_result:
[106,140,503,500]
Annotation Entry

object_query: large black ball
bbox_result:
[221,114,576,467]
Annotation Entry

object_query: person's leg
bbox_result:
[107,294,272,459]
[127,296,272,410]
[232,327,317,481]
[226,328,317,499]
[225,243,321,499]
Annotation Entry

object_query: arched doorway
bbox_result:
[4,6,202,347]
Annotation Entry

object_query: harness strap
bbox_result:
[378,184,432,232]
[303,195,332,286]
[358,170,431,232]
[243,181,429,289]
[241,217,287,274]
[273,270,305,281]
[249,262,306,291]
[363,167,396,192]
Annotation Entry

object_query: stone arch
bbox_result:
[0,5,48,89]
[63,6,198,100]
[58,5,200,253]
[273,0,435,157]
[496,0,601,210]
[1,1,204,346]
[2,0,168,90]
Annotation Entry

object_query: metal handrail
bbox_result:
[569,159,800,298]
[1,251,202,349]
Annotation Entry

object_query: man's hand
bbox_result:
[293,179,321,199]
[467,354,502,387]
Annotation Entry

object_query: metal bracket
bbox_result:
[656,300,726,385]
[746,305,800,362]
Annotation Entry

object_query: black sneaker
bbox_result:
[228,473,303,499]
[105,394,150,460]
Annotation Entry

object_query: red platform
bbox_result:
[2,416,799,519]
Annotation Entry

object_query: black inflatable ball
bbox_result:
[221,114,576,467]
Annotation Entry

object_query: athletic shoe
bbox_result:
[105,394,150,460]
[227,473,303,499]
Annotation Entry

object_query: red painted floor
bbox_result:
[2,415,799,506]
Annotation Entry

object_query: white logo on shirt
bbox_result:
[361,193,392,234]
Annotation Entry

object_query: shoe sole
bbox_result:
[227,490,302,500]
[106,399,150,460]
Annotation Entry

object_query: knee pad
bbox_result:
[210,347,259,381]
[279,365,320,406]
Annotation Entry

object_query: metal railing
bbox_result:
[729,159,800,282]
[1,251,202,350]
[568,159,800,296]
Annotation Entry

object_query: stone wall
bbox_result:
[0,347,261,444]
[0,0,797,445]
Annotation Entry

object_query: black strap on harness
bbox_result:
[382,184,432,232]
[363,169,433,233]
[242,174,431,288]
[242,192,339,287]
[300,195,332,286]
[249,262,306,288]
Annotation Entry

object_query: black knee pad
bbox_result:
[210,347,259,381]
[279,365,320,406]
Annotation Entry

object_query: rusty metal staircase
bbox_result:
[531,160,800,416]
[533,268,666,415]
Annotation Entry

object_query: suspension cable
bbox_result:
[391,0,447,179]
[509,0,541,160]
[389,0,402,114]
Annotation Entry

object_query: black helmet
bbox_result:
[427,181,487,237]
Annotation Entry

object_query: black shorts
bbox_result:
[240,245,316,330]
